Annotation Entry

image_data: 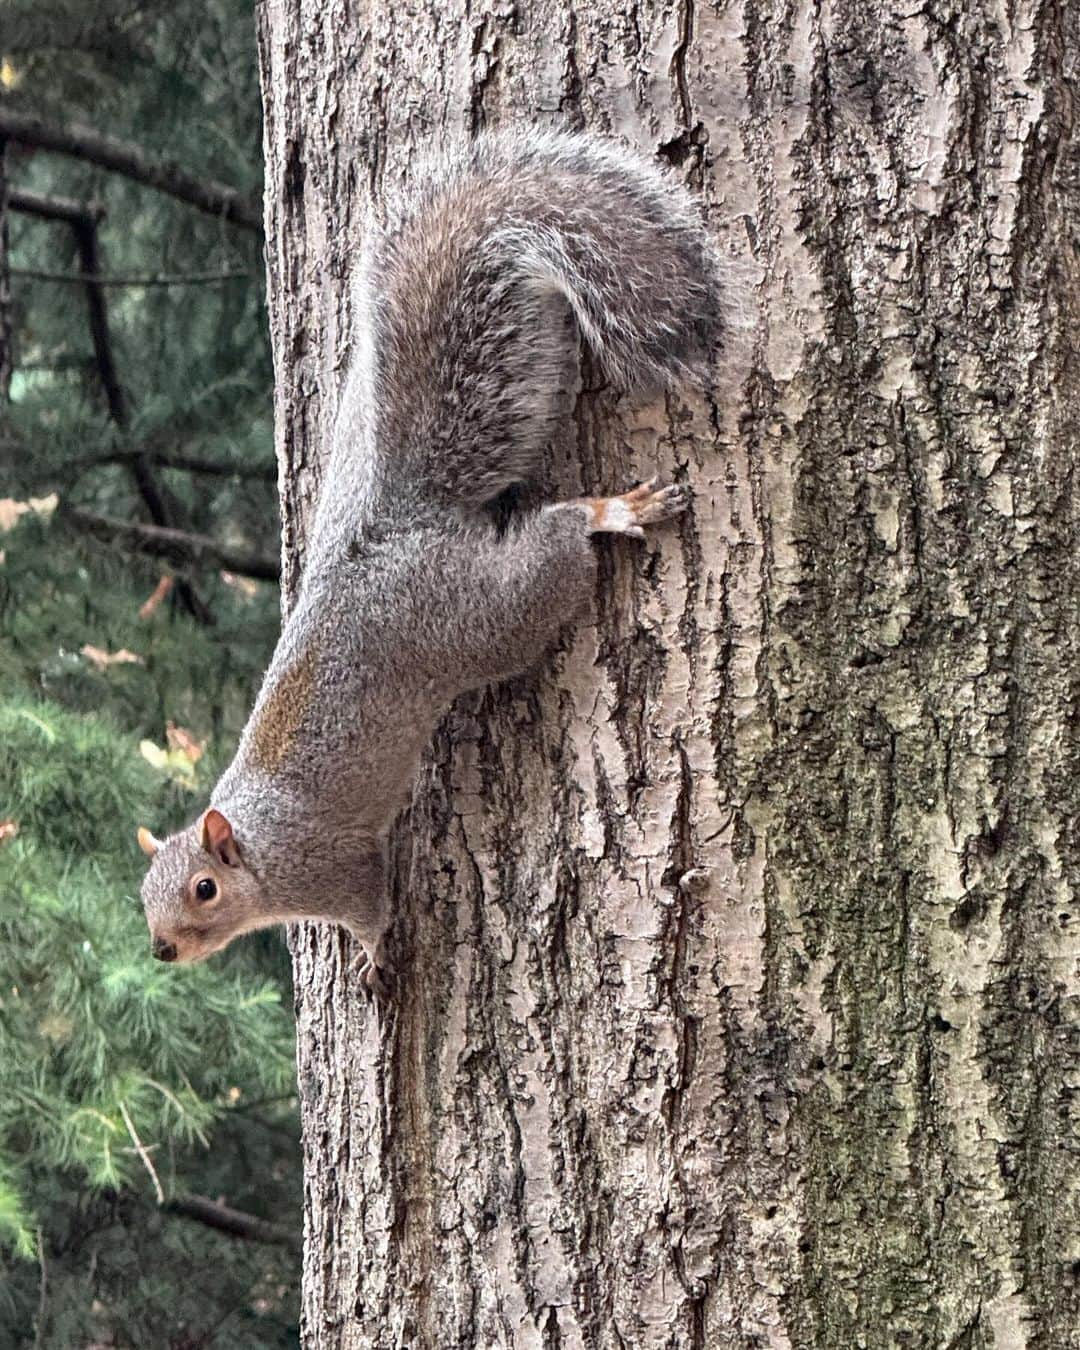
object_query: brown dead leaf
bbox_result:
[166,720,205,763]
[220,569,259,599]
[138,574,174,620]
[0,820,19,847]
[81,644,145,672]
[0,500,26,532]
[0,494,58,532]
[38,1011,74,1044]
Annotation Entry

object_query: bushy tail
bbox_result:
[341,130,728,507]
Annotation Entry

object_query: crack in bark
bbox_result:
[259,0,1080,1343]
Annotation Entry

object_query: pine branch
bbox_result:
[32,1228,47,1350]
[61,504,280,581]
[104,449,277,482]
[7,186,104,229]
[1,141,12,401]
[69,211,127,427]
[2,5,151,62]
[60,215,215,618]
[118,1100,164,1206]
[10,265,252,287]
[7,434,277,488]
[11,187,218,622]
[166,1194,300,1251]
[155,453,276,482]
[0,108,262,233]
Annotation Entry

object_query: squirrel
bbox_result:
[137,129,725,995]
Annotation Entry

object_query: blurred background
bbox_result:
[0,2,302,1344]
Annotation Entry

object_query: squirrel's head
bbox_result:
[137,809,268,964]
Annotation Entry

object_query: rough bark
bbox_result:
[257,2,1080,1346]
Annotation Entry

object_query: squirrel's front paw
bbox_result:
[624,477,692,530]
[580,477,692,539]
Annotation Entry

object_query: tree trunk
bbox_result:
[256,2,1080,1346]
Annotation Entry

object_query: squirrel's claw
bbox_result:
[349,939,394,1002]
[363,961,393,1001]
[575,478,692,539]
[631,480,692,525]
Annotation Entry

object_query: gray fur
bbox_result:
[139,130,725,993]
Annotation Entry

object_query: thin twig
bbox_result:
[32,1228,47,1350]
[118,1099,165,1206]
[8,186,104,228]
[0,107,262,232]
[71,211,127,425]
[1,138,11,401]
[225,1091,299,1114]
[167,1194,301,1252]
[62,503,280,581]
[144,1076,210,1148]
[84,447,277,482]
[11,265,252,287]
[10,152,215,621]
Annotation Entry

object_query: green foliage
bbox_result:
[3,0,275,565]
[0,689,300,1345]
[0,0,304,1343]
[0,1161,35,1260]
[0,695,294,1206]
[0,510,280,745]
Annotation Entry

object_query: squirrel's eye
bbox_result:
[195,877,217,902]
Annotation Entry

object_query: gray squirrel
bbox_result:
[137,129,725,994]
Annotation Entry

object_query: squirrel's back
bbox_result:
[323,130,728,531]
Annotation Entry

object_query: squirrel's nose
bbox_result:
[152,938,178,963]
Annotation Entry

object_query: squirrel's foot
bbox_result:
[577,477,691,539]
[349,940,394,1002]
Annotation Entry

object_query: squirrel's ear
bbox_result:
[137,827,162,858]
[201,809,242,867]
